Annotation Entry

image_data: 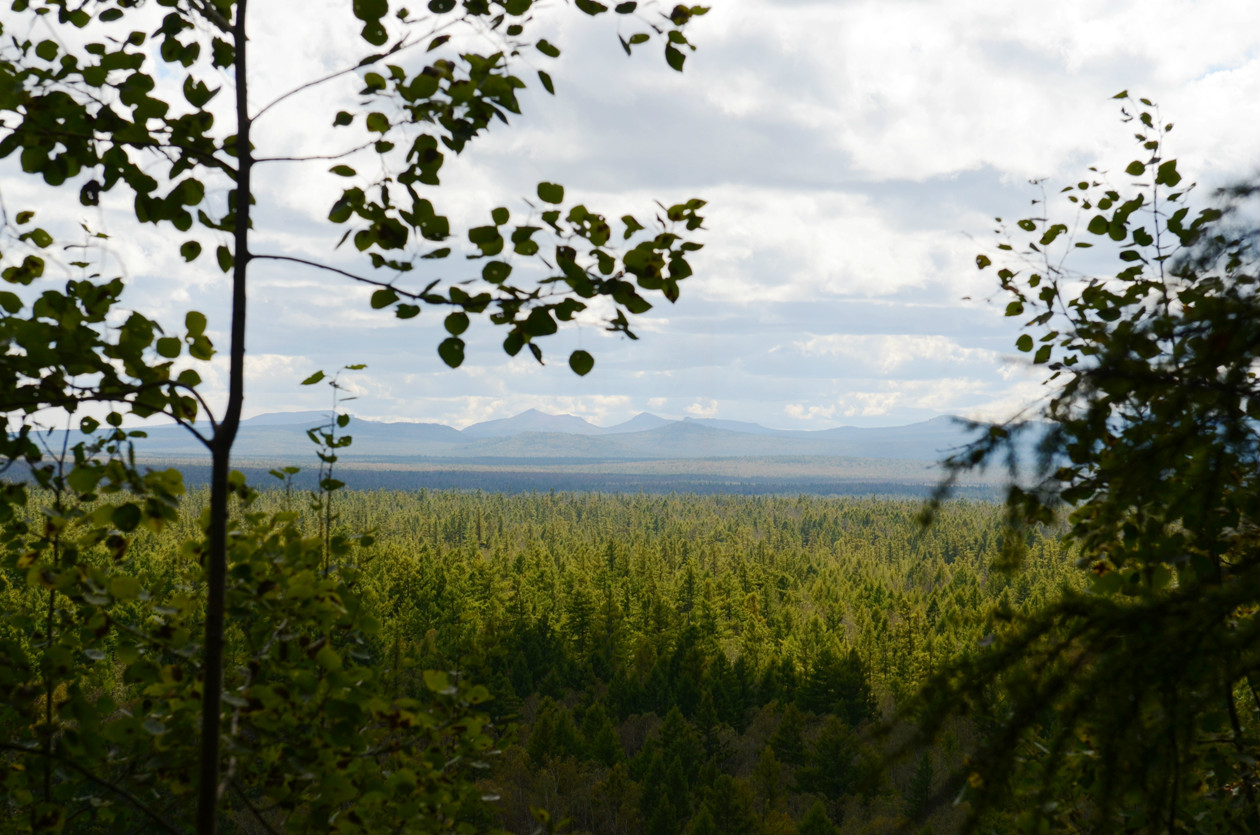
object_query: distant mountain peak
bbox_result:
[680,416,787,437]
[241,410,335,427]
[603,412,674,434]
[462,409,604,438]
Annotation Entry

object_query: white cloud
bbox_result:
[793,334,997,374]
[784,403,837,422]
[685,399,720,418]
[6,0,1259,433]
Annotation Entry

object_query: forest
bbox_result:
[0,486,1080,834]
[2,0,1259,831]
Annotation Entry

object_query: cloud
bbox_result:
[686,399,720,418]
[5,0,1259,434]
[793,334,999,375]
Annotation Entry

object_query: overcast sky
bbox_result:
[7,0,1260,429]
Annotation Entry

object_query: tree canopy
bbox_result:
[923,94,1260,833]
[0,1,707,832]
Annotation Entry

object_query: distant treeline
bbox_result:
[131,461,1002,499]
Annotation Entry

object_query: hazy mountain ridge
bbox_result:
[125,410,989,463]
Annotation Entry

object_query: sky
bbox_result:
[5,0,1260,430]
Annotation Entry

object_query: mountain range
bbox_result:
[127,408,994,464]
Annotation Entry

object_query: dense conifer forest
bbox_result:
[1,487,1079,833]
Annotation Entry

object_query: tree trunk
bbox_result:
[196,2,251,832]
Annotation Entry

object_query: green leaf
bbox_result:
[370,288,398,309]
[112,504,142,532]
[333,110,353,126]
[330,165,357,177]
[468,226,504,255]
[216,245,233,273]
[524,307,558,336]
[180,240,202,261]
[1016,334,1034,352]
[156,337,181,358]
[188,335,214,361]
[438,337,465,367]
[315,644,343,671]
[569,350,594,376]
[365,111,390,133]
[1087,215,1109,236]
[1125,160,1146,176]
[1156,159,1181,187]
[186,310,207,336]
[444,311,469,335]
[536,39,561,58]
[537,182,564,204]
[1040,223,1068,246]
[182,76,218,107]
[301,370,327,386]
[110,576,142,601]
[35,40,58,61]
[491,207,510,225]
[538,69,555,94]
[423,669,455,693]
[353,0,388,20]
[615,1,637,11]
[665,44,685,71]
[483,261,512,283]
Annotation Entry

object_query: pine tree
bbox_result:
[907,752,935,820]
[705,775,761,835]
[581,699,624,767]
[769,702,806,766]
[796,800,841,835]
[685,804,719,835]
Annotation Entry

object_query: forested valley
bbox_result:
[3,0,1257,829]
[1,486,1079,834]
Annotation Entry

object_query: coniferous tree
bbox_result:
[581,700,624,767]
[769,702,807,767]
[796,800,841,835]
[704,775,761,835]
